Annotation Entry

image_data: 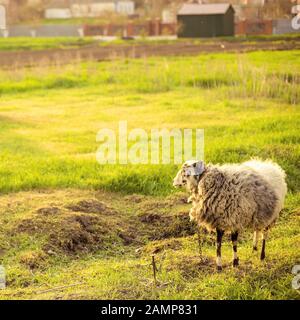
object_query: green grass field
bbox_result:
[0,49,299,299]
[1,34,300,51]
[0,37,99,51]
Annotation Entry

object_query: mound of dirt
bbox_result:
[139,212,161,223]
[139,211,197,240]
[14,193,201,256]
[66,199,113,214]
[36,207,61,215]
[124,194,146,203]
[16,209,136,255]
[46,213,109,253]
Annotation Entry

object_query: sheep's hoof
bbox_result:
[252,246,258,252]
[217,266,222,272]
[233,258,239,267]
[260,253,265,261]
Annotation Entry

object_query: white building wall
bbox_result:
[89,3,115,16]
[0,5,6,29]
[45,1,135,19]
[45,8,72,19]
[116,1,135,15]
[71,4,90,18]
[71,3,115,17]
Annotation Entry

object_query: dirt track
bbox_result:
[1,40,300,68]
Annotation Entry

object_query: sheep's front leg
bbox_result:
[189,208,196,221]
[253,230,261,251]
[231,231,239,267]
[216,229,224,271]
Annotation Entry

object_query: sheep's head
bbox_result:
[173,160,205,191]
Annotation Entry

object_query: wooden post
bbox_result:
[151,255,158,286]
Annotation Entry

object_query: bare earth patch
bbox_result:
[1,39,300,68]
[36,207,61,216]
[0,189,299,299]
[5,189,195,256]
[66,199,113,214]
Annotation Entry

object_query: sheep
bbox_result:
[173,159,287,271]
[175,160,204,221]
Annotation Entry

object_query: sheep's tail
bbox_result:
[243,158,287,209]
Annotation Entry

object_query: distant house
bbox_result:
[177,3,235,38]
[45,0,135,19]
[71,1,115,18]
[45,1,72,19]
[0,0,7,29]
[116,0,134,15]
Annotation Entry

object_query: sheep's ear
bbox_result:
[194,161,205,175]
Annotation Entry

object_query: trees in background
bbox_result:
[263,0,293,19]
[7,0,47,24]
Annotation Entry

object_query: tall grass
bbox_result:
[0,52,299,104]
[0,50,299,195]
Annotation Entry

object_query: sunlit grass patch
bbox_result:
[0,50,299,299]
[0,190,299,300]
[0,51,299,195]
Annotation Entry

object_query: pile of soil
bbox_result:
[66,199,113,214]
[36,207,61,215]
[14,194,199,256]
[138,211,197,240]
[16,199,134,255]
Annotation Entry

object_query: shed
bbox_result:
[177,3,235,38]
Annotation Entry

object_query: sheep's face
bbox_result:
[173,160,205,191]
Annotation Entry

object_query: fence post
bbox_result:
[155,18,161,36]
[127,21,134,37]
[147,18,153,36]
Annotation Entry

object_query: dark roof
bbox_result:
[178,3,233,16]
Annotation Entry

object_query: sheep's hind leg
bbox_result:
[231,231,239,267]
[260,230,268,261]
[216,229,224,271]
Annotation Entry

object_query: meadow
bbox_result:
[0,49,299,299]
[1,34,300,51]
